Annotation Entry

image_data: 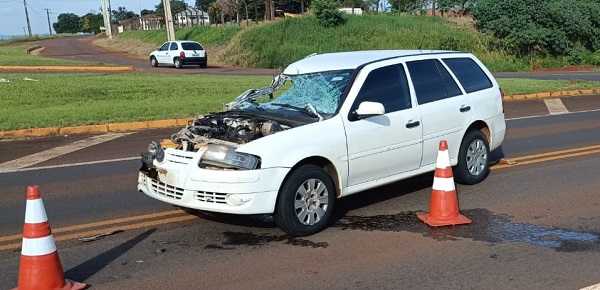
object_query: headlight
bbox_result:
[199,144,260,170]
[145,141,165,163]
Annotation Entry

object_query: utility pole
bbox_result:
[101,0,113,39]
[44,8,52,35]
[22,0,32,37]
[163,0,176,41]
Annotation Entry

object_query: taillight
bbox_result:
[180,51,185,59]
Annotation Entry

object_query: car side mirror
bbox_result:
[350,101,385,120]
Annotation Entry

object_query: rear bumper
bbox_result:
[181,57,207,65]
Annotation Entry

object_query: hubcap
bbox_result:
[294,178,329,226]
[466,139,487,176]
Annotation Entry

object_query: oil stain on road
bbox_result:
[335,208,600,252]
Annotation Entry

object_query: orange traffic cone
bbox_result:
[417,140,471,227]
[13,186,86,290]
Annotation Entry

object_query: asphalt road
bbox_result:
[1,95,600,289]
[1,37,600,289]
[32,36,277,75]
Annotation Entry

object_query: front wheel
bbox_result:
[274,165,336,237]
[453,130,490,185]
[150,56,158,67]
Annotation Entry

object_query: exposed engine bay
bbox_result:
[170,112,292,151]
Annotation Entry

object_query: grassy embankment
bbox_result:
[1,15,600,132]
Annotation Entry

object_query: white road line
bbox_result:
[581,283,600,290]
[544,98,569,115]
[0,132,133,173]
[0,157,139,173]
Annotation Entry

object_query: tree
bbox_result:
[112,7,137,23]
[311,0,345,27]
[141,9,155,15]
[53,13,81,33]
[155,0,189,15]
[196,0,217,11]
[80,13,104,34]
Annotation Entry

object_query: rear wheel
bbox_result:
[174,58,183,69]
[454,130,490,185]
[274,165,336,237]
[150,56,158,67]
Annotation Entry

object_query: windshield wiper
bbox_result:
[271,103,323,121]
[271,103,320,119]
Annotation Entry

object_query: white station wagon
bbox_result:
[138,50,506,236]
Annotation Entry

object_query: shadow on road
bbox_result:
[64,228,156,283]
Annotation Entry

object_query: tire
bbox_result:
[274,165,336,237]
[174,58,183,69]
[150,56,158,67]
[200,63,207,68]
[453,130,490,185]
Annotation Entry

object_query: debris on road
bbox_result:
[78,230,123,242]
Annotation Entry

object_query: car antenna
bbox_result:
[417,34,425,51]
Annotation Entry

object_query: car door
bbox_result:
[156,42,170,64]
[406,58,472,167]
[343,63,423,189]
[166,42,179,64]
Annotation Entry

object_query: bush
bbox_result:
[473,0,600,62]
[310,0,346,28]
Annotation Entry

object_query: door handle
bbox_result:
[460,105,471,112]
[406,120,420,128]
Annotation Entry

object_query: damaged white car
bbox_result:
[138,50,506,236]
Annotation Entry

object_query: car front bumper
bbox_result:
[138,164,290,215]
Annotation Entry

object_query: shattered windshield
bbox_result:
[234,70,353,116]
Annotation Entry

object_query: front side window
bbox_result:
[443,57,493,93]
[352,64,411,113]
[159,43,169,51]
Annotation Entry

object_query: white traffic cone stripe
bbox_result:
[436,149,451,169]
[21,235,57,256]
[24,199,48,224]
[432,176,456,191]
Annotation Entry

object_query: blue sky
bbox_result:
[0,0,195,36]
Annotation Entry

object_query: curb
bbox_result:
[503,89,600,101]
[1,90,599,140]
[0,65,135,71]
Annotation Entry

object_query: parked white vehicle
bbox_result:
[138,50,506,236]
[149,40,207,68]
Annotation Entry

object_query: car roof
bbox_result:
[283,50,463,75]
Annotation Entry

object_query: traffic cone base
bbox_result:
[417,212,471,227]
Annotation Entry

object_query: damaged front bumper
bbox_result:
[137,148,289,214]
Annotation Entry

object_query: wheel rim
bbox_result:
[465,139,488,176]
[294,178,329,226]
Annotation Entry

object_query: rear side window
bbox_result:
[182,42,203,50]
[353,64,411,114]
[169,42,178,50]
[443,57,493,93]
[407,59,459,105]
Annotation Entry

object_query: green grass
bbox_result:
[0,45,112,66]
[497,79,600,95]
[1,72,598,131]
[0,73,270,131]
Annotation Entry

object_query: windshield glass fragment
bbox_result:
[228,70,353,116]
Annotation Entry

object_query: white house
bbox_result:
[175,8,210,27]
